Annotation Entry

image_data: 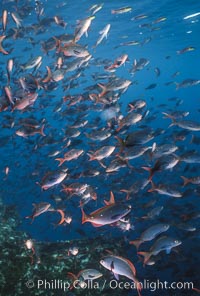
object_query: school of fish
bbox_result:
[0,1,200,295]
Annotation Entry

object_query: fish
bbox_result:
[12,93,38,111]
[55,149,84,166]
[143,206,164,219]
[181,176,200,186]
[2,10,8,32]
[100,255,142,296]
[93,24,111,48]
[145,83,157,90]
[180,151,200,163]
[175,79,200,89]
[21,56,42,70]
[105,54,129,71]
[67,269,103,282]
[74,16,95,42]
[151,143,178,158]
[16,124,45,138]
[6,59,14,84]
[142,154,180,180]
[152,17,167,24]
[85,129,111,141]
[62,183,88,197]
[169,120,200,131]
[87,146,115,161]
[89,3,104,15]
[111,7,132,14]
[131,58,149,73]
[58,42,90,57]
[177,46,195,54]
[148,181,182,198]
[115,40,140,48]
[54,16,67,28]
[116,112,143,131]
[0,35,9,55]
[122,146,151,160]
[37,170,68,190]
[11,12,23,28]
[130,223,170,250]
[138,236,182,265]
[154,67,161,77]
[25,202,54,222]
[120,178,150,200]
[127,99,146,112]
[98,77,132,97]
[116,128,155,148]
[105,157,128,173]
[183,12,200,20]
[81,191,131,227]
[131,14,148,21]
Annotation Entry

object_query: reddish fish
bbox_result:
[81,192,131,227]
[0,35,9,55]
[100,255,142,296]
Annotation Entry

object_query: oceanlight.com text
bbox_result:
[25,278,194,292]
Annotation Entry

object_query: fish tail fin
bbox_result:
[135,279,142,296]
[162,112,174,120]
[25,214,34,224]
[40,124,46,136]
[81,207,89,224]
[66,272,78,290]
[98,83,106,90]
[137,251,151,264]
[67,272,77,281]
[142,166,153,180]
[174,82,180,90]
[98,83,107,97]
[120,189,130,200]
[55,158,65,166]
[116,125,122,132]
[53,37,61,50]
[128,103,135,113]
[129,239,142,250]
[42,66,52,83]
[0,36,8,55]
[87,153,95,161]
[181,176,190,186]
[115,136,125,148]
[148,180,156,192]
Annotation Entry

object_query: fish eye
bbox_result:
[174,240,179,244]
[73,50,81,55]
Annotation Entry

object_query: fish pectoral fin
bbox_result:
[113,273,119,281]
[166,247,171,254]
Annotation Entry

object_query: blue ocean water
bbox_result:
[1,0,200,295]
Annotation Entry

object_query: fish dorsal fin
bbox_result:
[104,191,115,205]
